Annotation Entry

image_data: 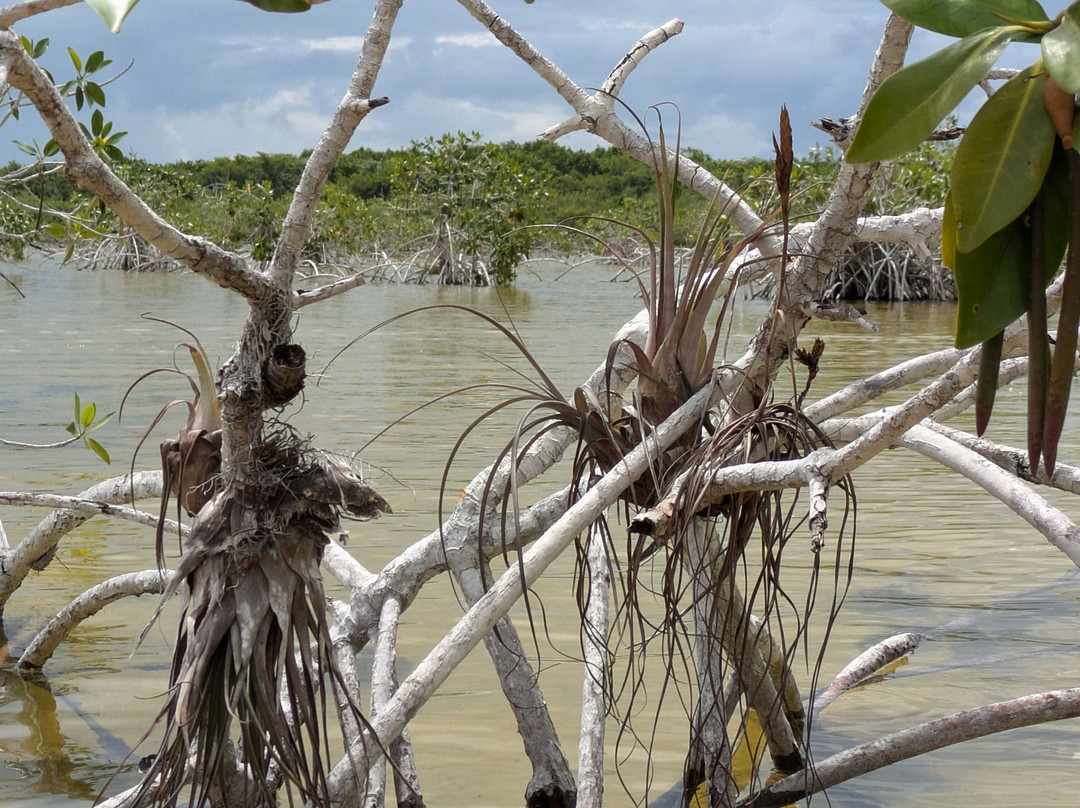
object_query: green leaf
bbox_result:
[62,242,75,265]
[80,401,96,429]
[1042,1,1080,93]
[847,27,1014,163]
[85,437,110,464]
[950,144,1070,347]
[84,0,142,33]
[952,64,1055,253]
[44,222,66,238]
[67,47,82,72]
[13,140,37,157]
[34,38,49,58]
[240,0,312,11]
[84,411,115,434]
[882,0,1049,38]
[65,421,77,436]
[85,82,105,107]
[73,392,82,426]
[85,50,105,73]
[43,139,59,157]
[74,86,84,111]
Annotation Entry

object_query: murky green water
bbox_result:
[1,259,1078,807]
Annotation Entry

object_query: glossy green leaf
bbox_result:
[952,65,1054,253]
[84,0,142,33]
[942,193,958,269]
[80,401,96,429]
[240,0,312,12]
[847,27,1014,163]
[85,411,115,434]
[67,47,81,72]
[86,437,110,464]
[882,0,1048,38]
[43,139,59,157]
[86,82,105,107]
[85,50,106,73]
[951,144,1070,347]
[1042,1,1080,92]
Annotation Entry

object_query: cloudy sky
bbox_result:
[4,1,1036,164]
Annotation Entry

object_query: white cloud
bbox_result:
[302,36,368,53]
[434,33,498,48]
[138,87,331,161]
[683,112,770,160]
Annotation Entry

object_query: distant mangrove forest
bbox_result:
[0,130,953,294]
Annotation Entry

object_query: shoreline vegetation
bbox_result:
[1,130,952,299]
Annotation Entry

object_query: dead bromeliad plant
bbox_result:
[117,317,390,808]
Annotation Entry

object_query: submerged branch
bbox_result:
[18,569,172,670]
[325,381,717,803]
[0,472,166,614]
[741,688,1080,807]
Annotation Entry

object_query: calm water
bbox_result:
[0,258,1078,807]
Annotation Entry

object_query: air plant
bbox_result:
[120,314,223,570]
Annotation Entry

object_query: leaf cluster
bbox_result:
[849,0,1080,473]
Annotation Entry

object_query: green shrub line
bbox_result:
[0,131,954,290]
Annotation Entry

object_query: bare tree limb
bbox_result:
[18,569,171,669]
[576,526,610,808]
[455,0,778,256]
[0,471,165,614]
[811,631,925,714]
[324,380,718,804]
[269,0,400,287]
[897,423,1080,567]
[0,0,80,28]
[0,31,269,300]
[740,688,1080,807]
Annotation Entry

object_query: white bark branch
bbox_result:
[269,0,399,287]
[0,31,269,300]
[0,0,80,27]
[323,380,717,804]
[576,527,610,808]
[897,423,1080,568]
[18,569,171,669]
[456,0,778,256]
[0,471,165,613]
[741,688,1080,807]
[811,631,925,714]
